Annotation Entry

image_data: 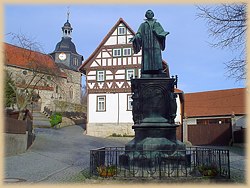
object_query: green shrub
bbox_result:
[198,164,219,177]
[50,112,62,127]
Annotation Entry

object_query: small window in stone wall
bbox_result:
[22,70,27,75]
[69,86,74,99]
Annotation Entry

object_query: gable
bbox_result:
[78,18,136,72]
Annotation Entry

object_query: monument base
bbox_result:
[121,75,186,168]
[121,124,186,168]
[125,123,186,152]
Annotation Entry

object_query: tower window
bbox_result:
[73,58,78,66]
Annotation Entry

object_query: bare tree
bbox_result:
[196,4,246,81]
[4,32,62,120]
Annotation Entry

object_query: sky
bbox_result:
[4,4,246,93]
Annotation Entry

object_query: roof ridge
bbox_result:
[186,87,246,94]
[4,42,49,56]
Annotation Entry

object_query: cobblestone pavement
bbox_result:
[4,126,246,184]
[4,125,127,184]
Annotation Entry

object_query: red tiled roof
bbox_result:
[184,88,246,117]
[4,43,67,78]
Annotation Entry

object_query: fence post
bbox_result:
[219,150,221,176]
[158,155,161,180]
[227,150,230,179]
[90,150,93,176]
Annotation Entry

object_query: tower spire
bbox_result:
[62,6,73,38]
[67,6,70,22]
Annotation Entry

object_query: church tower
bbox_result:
[49,9,83,105]
[50,10,83,71]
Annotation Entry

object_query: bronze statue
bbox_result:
[130,10,169,74]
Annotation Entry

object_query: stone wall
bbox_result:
[87,123,134,137]
[4,133,28,156]
[60,69,82,105]
[5,65,82,112]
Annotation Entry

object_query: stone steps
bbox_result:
[32,111,51,128]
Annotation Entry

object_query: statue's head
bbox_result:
[145,10,154,19]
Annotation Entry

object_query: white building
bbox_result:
[79,18,184,137]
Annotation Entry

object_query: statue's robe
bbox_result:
[132,19,169,73]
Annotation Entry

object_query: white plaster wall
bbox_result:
[88,93,118,123]
[105,36,117,46]
[118,93,133,123]
[118,36,126,44]
[88,93,133,124]
[89,92,182,124]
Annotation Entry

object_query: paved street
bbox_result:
[4,125,246,184]
[4,125,127,183]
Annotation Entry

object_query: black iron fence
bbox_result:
[90,147,230,179]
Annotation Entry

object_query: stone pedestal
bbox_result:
[125,76,185,154]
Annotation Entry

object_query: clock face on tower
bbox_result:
[58,53,67,61]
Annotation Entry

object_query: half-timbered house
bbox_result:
[79,18,184,137]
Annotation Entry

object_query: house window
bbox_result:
[97,70,105,82]
[127,94,133,111]
[118,27,126,35]
[113,49,121,57]
[97,96,106,112]
[123,48,131,56]
[126,69,135,80]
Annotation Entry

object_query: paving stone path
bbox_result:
[4,125,127,184]
[4,125,246,184]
